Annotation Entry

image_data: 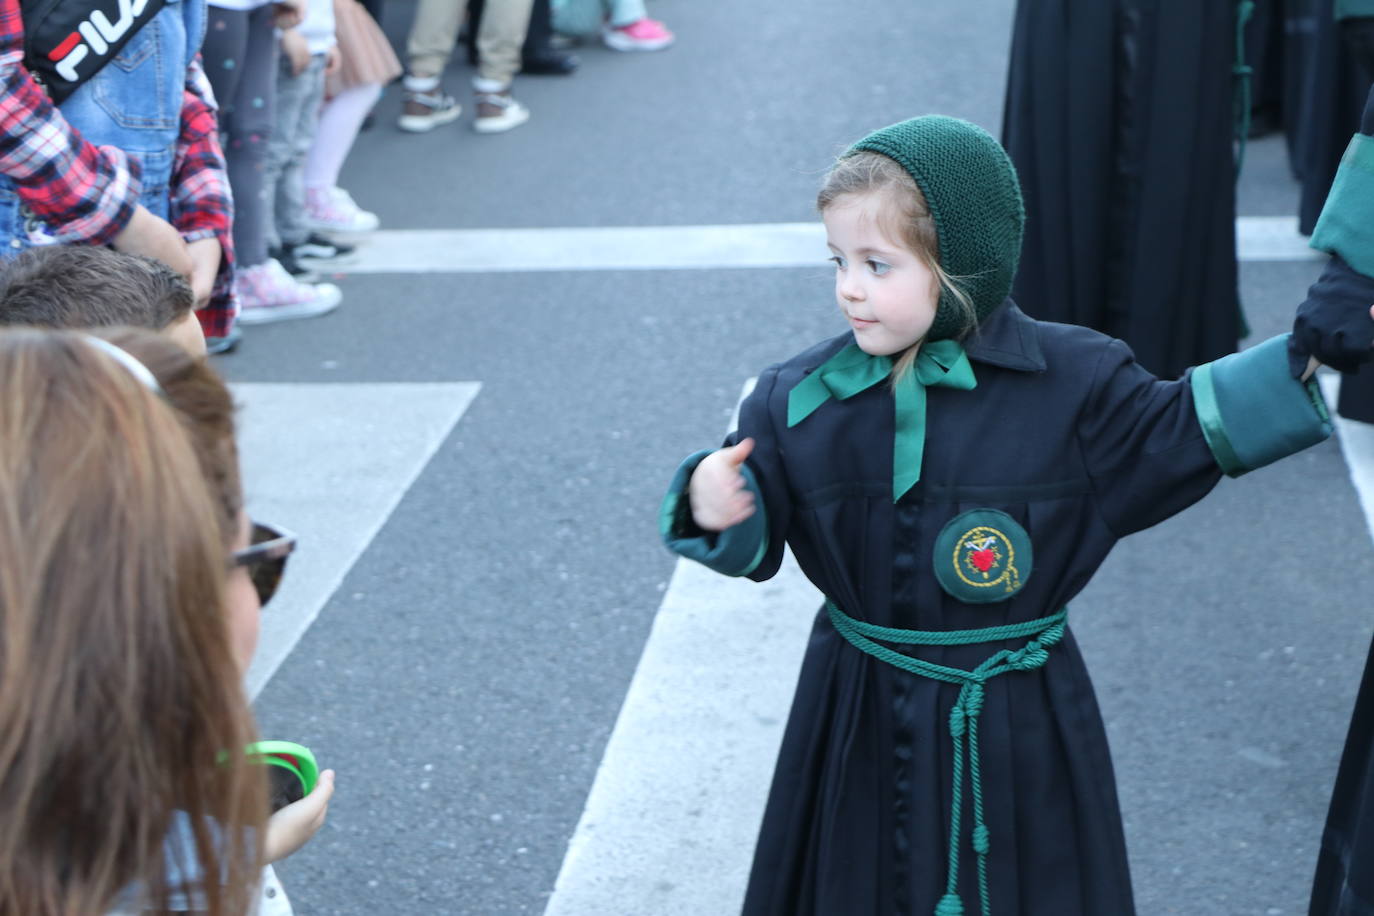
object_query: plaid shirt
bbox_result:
[0,0,236,336]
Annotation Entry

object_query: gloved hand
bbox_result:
[1290,253,1374,377]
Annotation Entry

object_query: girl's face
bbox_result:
[823,191,939,356]
[226,509,261,674]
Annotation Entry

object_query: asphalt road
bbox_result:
[217,1,1373,912]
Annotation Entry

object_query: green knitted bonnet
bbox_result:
[845,115,1025,340]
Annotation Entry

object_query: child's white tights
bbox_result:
[303,83,383,192]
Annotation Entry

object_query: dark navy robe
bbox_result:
[662,302,1330,915]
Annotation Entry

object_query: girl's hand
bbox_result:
[264,769,335,863]
[325,45,342,76]
[186,237,221,310]
[688,438,757,532]
[281,28,310,76]
[273,0,304,29]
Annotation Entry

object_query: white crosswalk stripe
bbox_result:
[236,382,480,698]
[329,216,1322,276]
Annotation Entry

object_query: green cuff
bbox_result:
[1310,134,1374,277]
[1190,335,1332,477]
[1335,0,1374,19]
[659,448,769,577]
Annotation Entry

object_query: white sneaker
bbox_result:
[235,259,342,324]
[398,87,462,133]
[473,91,530,133]
[305,186,380,233]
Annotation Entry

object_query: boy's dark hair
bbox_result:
[0,246,193,331]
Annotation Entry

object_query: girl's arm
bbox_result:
[1078,335,1331,538]
[171,55,235,334]
[660,368,792,581]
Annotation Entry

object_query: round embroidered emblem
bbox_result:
[933,509,1032,604]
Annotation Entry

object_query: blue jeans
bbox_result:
[0,0,200,252]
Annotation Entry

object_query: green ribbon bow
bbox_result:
[787,340,976,501]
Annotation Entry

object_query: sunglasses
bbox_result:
[230,522,297,607]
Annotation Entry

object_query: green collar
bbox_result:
[787,339,977,500]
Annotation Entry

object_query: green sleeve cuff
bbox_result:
[1190,335,1332,477]
[1310,134,1374,277]
[1335,0,1374,19]
[659,448,769,577]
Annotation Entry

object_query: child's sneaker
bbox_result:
[473,89,530,133]
[234,259,342,325]
[205,325,242,355]
[268,244,319,280]
[289,232,357,263]
[602,18,674,51]
[398,86,462,133]
[305,186,380,233]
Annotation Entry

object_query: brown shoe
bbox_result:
[473,91,530,133]
[398,88,462,133]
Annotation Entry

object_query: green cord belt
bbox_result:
[825,600,1069,916]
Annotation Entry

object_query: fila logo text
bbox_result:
[47,0,151,84]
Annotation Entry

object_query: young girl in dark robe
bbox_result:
[659,116,1333,916]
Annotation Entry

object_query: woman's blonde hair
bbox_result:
[818,151,978,382]
[0,329,265,915]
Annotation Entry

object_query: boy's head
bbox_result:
[819,115,1025,342]
[0,247,203,353]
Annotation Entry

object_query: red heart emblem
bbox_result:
[969,548,996,573]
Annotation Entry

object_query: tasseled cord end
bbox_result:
[934,893,965,916]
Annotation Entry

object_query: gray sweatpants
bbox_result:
[265,52,328,250]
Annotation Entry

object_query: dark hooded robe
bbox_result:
[1311,637,1374,914]
[661,303,1330,915]
[1299,81,1374,915]
[1290,0,1373,235]
[1001,0,1244,380]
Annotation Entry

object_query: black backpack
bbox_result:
[20,0,167,104]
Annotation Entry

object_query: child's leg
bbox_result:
[203,4,278,269]
[268,54,329,250]
[474,0,534,87]
[406,0,469,80]
[202,8,249,125]
[304,83,382,192]
[605,0,645,27]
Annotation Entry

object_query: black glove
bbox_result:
[1290,253,1374,377]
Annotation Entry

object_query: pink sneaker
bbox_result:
[235,259,342,325]
[602,18,674,51]
[305,186,380,233]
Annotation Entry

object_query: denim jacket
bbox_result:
[0,0,203,251]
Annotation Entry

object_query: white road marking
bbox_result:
[1320,374,1374,547]
[235,382,480,699]
[545,557,820,916]
[544,381,822,916]
[329,216,1319,275]
[339,224,827,274]
[1235,215,1324,262]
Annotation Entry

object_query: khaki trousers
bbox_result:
[406,0,533,86]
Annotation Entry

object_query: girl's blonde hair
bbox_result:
[817,151,977,382]
[0,329,265,916]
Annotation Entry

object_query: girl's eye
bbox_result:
[828,255,847,269]
[867,259,891,276]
